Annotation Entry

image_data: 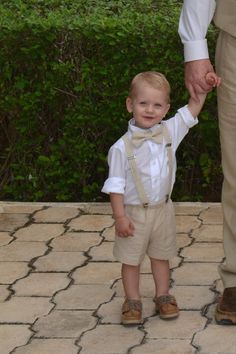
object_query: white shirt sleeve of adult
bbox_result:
[178,0,216,62]
[101,144,126,195]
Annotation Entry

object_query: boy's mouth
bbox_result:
[144,116,155,120]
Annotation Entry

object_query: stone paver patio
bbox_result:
[0,201,234,354]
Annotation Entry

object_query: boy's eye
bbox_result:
[140,101,146,105]
[154,103,162,107]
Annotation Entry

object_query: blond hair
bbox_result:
[128,71,171,102]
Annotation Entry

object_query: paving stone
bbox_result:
[72,262,121,285]
[34,207,79,222]
[173,263,220,285]
[174,203,207,215]
[14,223,64,242]
[68,214,114,232]
[215,279,224,293]
[192,224,223,242]
[78,324,143,354]
[0,262,29,284]
[145,311,206,339]
[98,297,155,324]
[13,339,78,354]
[54,284,114,310]
[115,274,155,297]
[0,213,29,232]
[172,286,214,310]
[176,233,192,249]
[200,205,223,224]
[130,339,195,354]
[51,231,101,252]
[193,324,236,354]
[0,242,47,261]
[89,240,115,261]
[205,303,218,323]
[140,256,152,273]
[0,297,53,323]
[176,215,201,233]
[138,255,181,273]
[181,243,224,262]
[33,310,96,338]
[0,232,13,246]
[13,273,70,296]
[170,256,182,269]
[78,202,112,214]
[33,251,87,271]
[101,226,115,241]
[0,285,11,302]
[0,324,32,354]
[0,201,228,354]
[2,204,42,214]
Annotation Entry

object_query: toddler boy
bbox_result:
[102,71,220,325]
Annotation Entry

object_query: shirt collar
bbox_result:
[128,118,162,134]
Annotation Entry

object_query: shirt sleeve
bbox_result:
[101,145,126,195]
[178,105,198,129]
[178,0,216,62]
[165,105,198,151]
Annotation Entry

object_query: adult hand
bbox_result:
[185,59,215,101]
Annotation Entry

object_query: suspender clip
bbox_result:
[143,203,149,208]
[165,194,169,203]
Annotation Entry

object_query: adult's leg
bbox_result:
[216,31,236,288]
[215,30,236,324]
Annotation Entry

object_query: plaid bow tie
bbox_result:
[131,126,163,148]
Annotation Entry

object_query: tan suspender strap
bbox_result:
[162,125,173,202]
[122,133,150,207]
[122,125,173,207]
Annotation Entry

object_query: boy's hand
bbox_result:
[115,216,135,237]
[205,72,221,88]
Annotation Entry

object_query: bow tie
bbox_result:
[131,126,163,148]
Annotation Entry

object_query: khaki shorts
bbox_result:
[113,200,177,266]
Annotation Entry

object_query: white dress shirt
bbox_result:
[102,105,198,205]
[178,0,216,62]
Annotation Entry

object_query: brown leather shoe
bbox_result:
[215,287,236,325]
[121,299,142,325]
[154,295,179,319]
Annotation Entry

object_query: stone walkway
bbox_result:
[0,201,235,354]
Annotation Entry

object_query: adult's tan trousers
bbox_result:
[215,29,236,287]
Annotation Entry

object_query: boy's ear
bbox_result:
[164,103,170,117]
[126,97,133,113]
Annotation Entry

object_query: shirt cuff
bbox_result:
[101,177,125,195]
[178,105,198,128]
[184,39,209,62]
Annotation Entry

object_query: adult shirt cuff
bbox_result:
[101,177,125,195]
[178,105,198,128]
[184,39,209,62]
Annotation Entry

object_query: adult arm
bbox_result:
[178,0,216,100]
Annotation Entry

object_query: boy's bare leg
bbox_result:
[150,258,170,297]
[122,263,140,300]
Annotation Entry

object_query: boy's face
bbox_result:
[126,83,170,129]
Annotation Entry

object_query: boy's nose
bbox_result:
[146,104,154,112]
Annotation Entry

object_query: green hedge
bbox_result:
[0,0,222,202]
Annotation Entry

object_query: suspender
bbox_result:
[122,125,173,208]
